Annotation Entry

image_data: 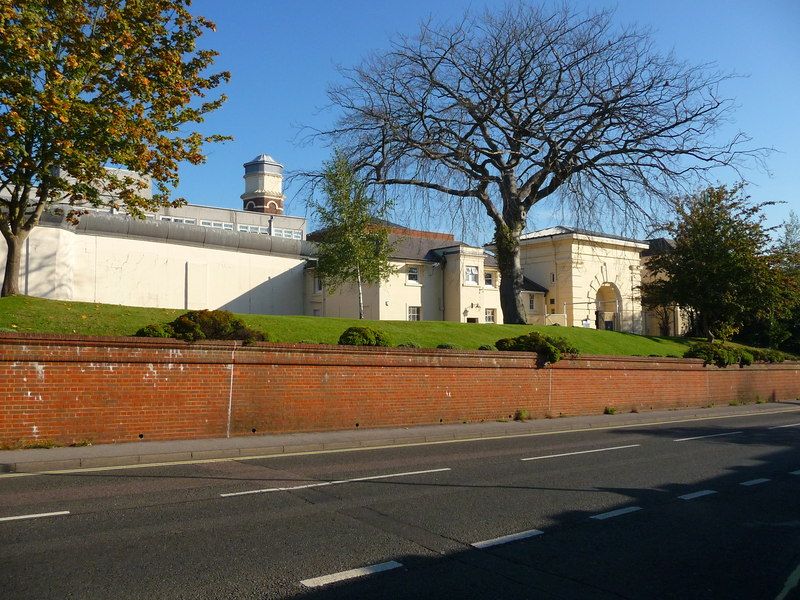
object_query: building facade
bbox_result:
[1,153,668,334]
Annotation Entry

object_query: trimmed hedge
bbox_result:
[684,342,790,367]
[338,326,390,347]
[495,331,579,366]
[683,342,751,368]
[136,310,266,344]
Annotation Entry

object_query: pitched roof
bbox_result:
[522,276,548,293]
[519,225,646,245]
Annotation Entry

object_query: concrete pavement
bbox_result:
[3,401,799,474]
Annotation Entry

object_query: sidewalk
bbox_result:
[2,402,799,474]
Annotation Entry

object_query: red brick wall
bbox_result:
[1,333,799,446]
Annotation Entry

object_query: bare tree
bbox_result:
[313,4,762,324]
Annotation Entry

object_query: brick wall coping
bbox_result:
[1,332,797,372]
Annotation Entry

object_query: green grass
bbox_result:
[0,295,697,356]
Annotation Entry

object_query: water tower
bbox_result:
[241,154,284,214]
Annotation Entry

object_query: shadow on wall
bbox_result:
[218,263,305,316]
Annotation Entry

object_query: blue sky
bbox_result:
[177,0,799,240]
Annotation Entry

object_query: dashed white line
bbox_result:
[520,444,640,461]
[791,470,800,476]
[769,422,800,429]
[0,510,70,523]
[673,431,743,442]
[220,468,451,497]
[591,506,642,520]
[679,489,717,500]
[740,478,770,487]
[471,528,544,549]
[300,561,403,588]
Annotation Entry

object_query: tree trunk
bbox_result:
[356,265,364,319]
[494,223,527,325]
[1,231,28,297]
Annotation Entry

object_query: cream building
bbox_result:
[305,226,504,324]
[512,227,649,333]
[2,153,671,334]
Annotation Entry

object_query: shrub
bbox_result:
[603,406,616,415]
[514,408,530,421]
[136,310,266,344]
[338,326,390,347]
[436,343,459,349]
[495,331,579,366]
[683,342,755,368]
[749,348,786,363]
[478,344,496,351]
[135,323,175,338]
[396,341,420,348]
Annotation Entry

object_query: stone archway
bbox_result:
[595,283,622,331]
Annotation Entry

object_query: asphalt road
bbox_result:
[2,410,800,599]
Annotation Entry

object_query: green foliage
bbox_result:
[495,331,579,366]
[749,348,786,363]
[0,295,720,356]
[436,343,459,349]
[736,211,800,352]
[137,310,266,344]
[478,344,496,351]
[312,153,395,318]
[603,406,616,415]
[0,0,229,296]
[642,185,792,341]
[338,326,390,347]
[683,342,754,368]
[396,341,420,348]
[513,409,530,421]
[135,323,175,338]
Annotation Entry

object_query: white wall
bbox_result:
[1,226,306,314]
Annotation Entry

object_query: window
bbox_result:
[408,306,421,321]
[407,267,419,282]
[273,227,302,240]
[484,272,494,286]
[464,265,479,285]
[199,219,234,230]
[485,308,496,323]
[314,277,323,293]
[550,272,556,283]
[238,224,271,235]
[312,308,321,317]
[529,296,535,310]
[160,216,196,225]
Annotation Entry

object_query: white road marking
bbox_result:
[740,478,770,486]
[673,431,743,442]
[521,444,640,461]
[769,422,800,429]
[220,468,451,497]
[471,529,544,549]
[679,489,717,500]
[591,506,642,520]
[300,561,403,588]
[0,510,70,523]
[4,407,798,478]
[791,470,800,476]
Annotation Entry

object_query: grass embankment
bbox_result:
[0,295,694,356]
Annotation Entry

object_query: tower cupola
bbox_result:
[241,154,284,214]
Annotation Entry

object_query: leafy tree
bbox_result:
[640,282,676,337]
[312,154,395,319]
[0,0,230,296]
[641,185,793,342]
[737,211,800,352]
[313,4,761,323]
